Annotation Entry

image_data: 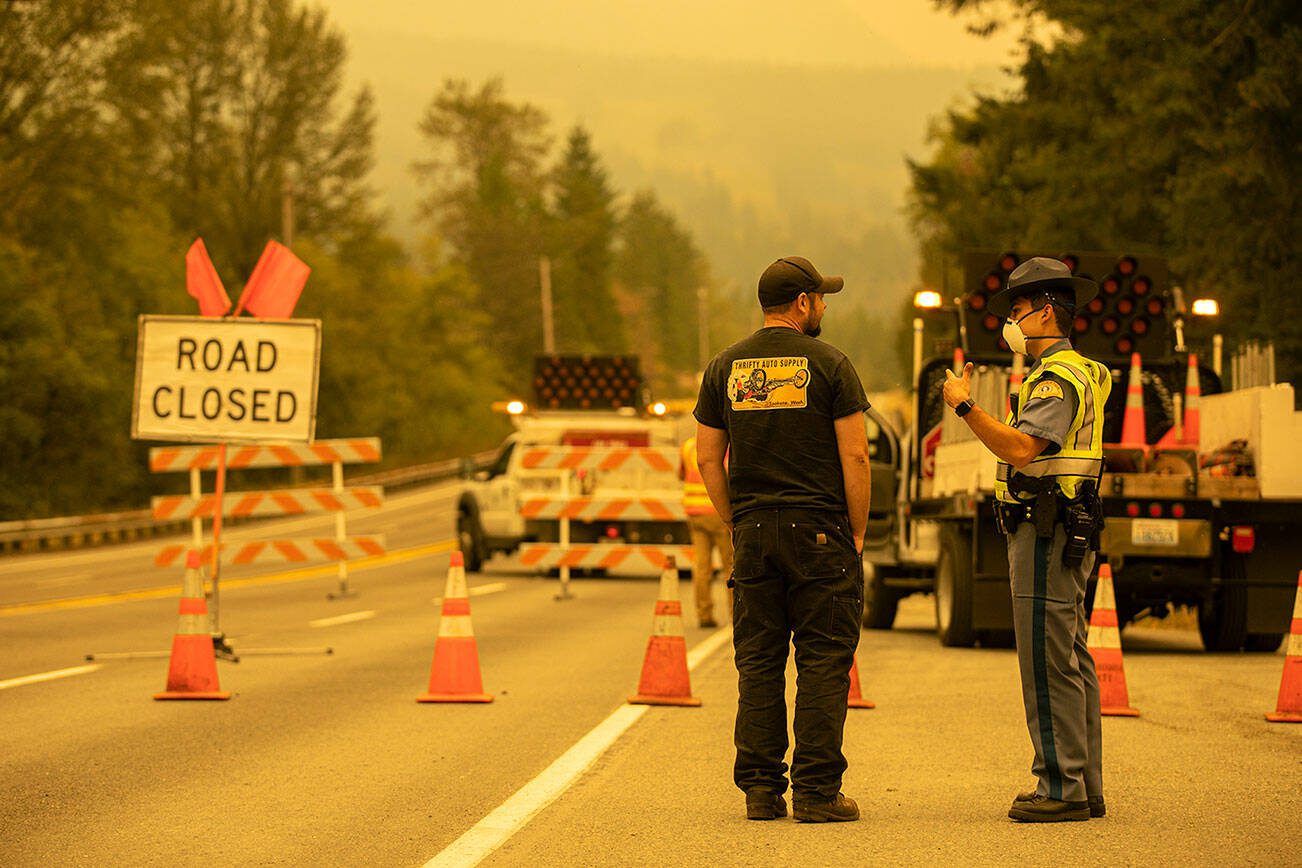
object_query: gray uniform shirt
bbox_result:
[1015,339,1079,456]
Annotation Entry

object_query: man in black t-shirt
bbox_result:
[693,256,871,824]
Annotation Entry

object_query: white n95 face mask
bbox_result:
[1002,314,1031,355]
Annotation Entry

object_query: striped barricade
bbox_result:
[152,487,383,521]
[519,496,686,522]
[519,543,695,572]
[154,536,386,568]
[519,446,678,473]
[149,438,381,473]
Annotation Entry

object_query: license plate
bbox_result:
[1131,518,1179,546]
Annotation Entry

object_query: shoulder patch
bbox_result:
[1031,379,1066,401]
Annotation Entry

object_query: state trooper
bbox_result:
[941,257,1112,822]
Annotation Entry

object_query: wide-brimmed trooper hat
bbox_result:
[989,256,1098,318]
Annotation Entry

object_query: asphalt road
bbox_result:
[2,483,1299,866]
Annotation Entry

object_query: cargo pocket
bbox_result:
[731,520,764,581]
[830,595,862,645]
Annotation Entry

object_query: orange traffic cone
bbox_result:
[1087,562,1139,717]
[418,551,493,703]
[629,559,700,707]
[848,656,875,709]
[1266,571,1302,723]
[154,550,230,700]
[952,346,965,374]
[1006,352,1025,418]
[1119,352,1147,448]
[1180,353,1201,447]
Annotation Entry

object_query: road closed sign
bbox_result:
[132,315,321,443]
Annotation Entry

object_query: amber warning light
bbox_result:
[913,290,943,310]
[1191,298,1220,317]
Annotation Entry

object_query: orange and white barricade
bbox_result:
[150,437,384,603]
[515,445,689,594]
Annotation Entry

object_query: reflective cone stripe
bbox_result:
[1087,563,1139,717]
[519,446,677,473]
[1182,353,1201,447]
[848,657,875,709]
[518,496,686,521]
[154,550,230,701]
[629,561,700,707]
[419,551,493,703]
[149,438,381,472]
[1266,571,1302,723]
[1119,353,1147,447]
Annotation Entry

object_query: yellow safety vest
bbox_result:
[994,347,1112,503]
[681,437,715,516]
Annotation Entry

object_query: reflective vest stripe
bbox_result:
[995,348,1111,503]
[681,438,714,515]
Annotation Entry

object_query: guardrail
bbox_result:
[0,449,498,556]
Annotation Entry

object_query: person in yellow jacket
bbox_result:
[680,435,733,627]
[942,256,1111,824]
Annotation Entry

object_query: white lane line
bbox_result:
[0,664,102,691]
[308,610,377,628]
[424,626,733,868]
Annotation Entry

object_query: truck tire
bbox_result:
[935,524,976,647]
[1198,554,1248,652]
[1244,633,1284,653]
[862,564,900,630]
[457,511,486,573]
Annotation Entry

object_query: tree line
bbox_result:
[0,0,724,518]
[908,0,1299,386]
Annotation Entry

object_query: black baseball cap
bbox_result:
[758,256,844,307]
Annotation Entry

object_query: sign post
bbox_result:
[133,315,321,648]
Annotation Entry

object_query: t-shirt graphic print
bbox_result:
[728,357,810,411]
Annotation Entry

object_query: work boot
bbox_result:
[793,793,859,823]
[1008,793,1089,822]
[1015,789,1105,819]
[745,789,787,820]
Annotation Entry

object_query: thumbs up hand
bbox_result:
[943,362,974,408]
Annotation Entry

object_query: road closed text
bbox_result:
[133,316,321,443]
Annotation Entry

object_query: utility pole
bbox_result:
[697,285,710,372]
[281,177,295,248]
[539,256,555,354]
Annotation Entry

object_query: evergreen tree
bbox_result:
[416,78,551,375]
[549,125,621,353]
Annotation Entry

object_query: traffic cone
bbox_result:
[154,550,230,701]
[848,656,875,709]
[418,551,493,703]
[1180,353,1201,448]
[1086,562,1139,717]
[629,559,700,707]
[1119,352,1147,448]
[1006,352,1025,418]
[1265,571,1302,723]
[952,346,965,374]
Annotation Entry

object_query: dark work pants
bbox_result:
[1006,523,1102,803]
[731,508,862,801]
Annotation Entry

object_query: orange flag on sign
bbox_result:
[236,240,310,318]
[185,239,232,317]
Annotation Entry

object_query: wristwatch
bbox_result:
[954,398,976,418]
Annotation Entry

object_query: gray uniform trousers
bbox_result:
[1006,522,1103,803]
